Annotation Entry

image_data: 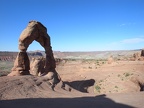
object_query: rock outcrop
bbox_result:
[8,21,60,84]
[133,52,141,61]
[30,57,45,76]
[141,49,144,56]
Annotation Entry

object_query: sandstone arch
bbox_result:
[8,21,60,83]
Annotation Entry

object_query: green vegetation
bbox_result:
[94,85,101,93]
[0,61,13,76]
[123,72,134,77]
[117,72,134,81]
[88,66,92,69]
[99,80,103,83]
[94,79,104,94]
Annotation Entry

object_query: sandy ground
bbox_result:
[0,60,144,108]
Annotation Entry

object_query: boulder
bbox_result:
[30,57,45,76]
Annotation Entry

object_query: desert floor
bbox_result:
[0,60,144,108]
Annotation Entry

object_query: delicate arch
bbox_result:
[8,21,56,76]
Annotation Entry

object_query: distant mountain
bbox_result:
[0,49,141,61]
[52,50,141,59]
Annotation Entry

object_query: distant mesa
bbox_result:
[28,51,43,57]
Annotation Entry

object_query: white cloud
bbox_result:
[120,23,126,26]
[119,22,136,27]
[105,37,144,50]
[121,38,144,44]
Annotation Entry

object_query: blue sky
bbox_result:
[0,0,144,51]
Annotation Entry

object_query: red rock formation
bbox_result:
[30,57,45,76]
[141,49,144,57]
[8,21,59,83]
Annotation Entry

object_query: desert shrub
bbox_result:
[94,85,101,93]
[88,66,92,69]
[124,73,130,77]
[0,61,13,76]
[117,72,134,81]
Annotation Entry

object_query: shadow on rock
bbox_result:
[0,95,135,108]
[63,79,95,93]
